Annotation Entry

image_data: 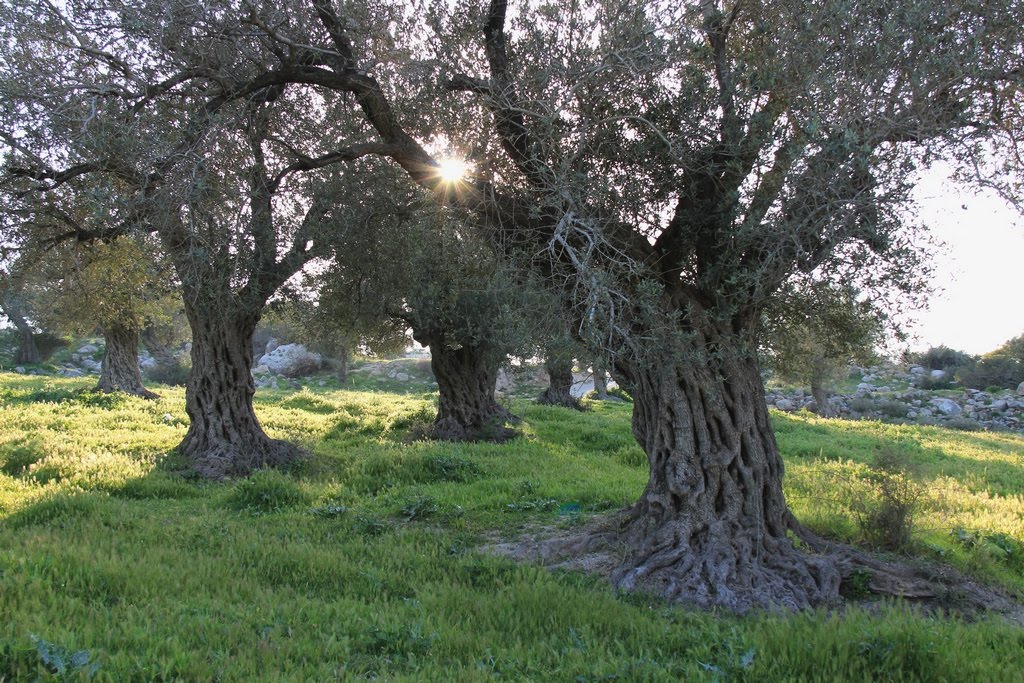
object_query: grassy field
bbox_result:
[1,373,1023,681]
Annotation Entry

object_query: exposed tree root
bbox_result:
[182,437,307,480]
[485,511,1024,624]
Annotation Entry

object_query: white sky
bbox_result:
[908,164,1024,355]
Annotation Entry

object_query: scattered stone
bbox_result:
[64,368,84,378]
[77,344,99,355]
[14,366,25,374]
[162,413,175,423]
[395,372,410,382]
[1018,381,1024,396]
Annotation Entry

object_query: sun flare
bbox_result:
[437,157,471,183]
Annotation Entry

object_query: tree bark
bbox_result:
[335,352,349,383]
[424,335,514,441]
[593,360,609,400]
[810,374,836,418]
[1,298,40,365]
[178,304,304,479]
[538,356,585,410]
[609,335,839,612]
[96,322,158,399]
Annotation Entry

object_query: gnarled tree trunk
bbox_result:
[538,356,585,410]
[423,334,514,441]
[609,335,839,612]
[1,299,40,365]
[96,322,157,399]
[178,303,304,479]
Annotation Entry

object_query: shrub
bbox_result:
[852,450,923,550]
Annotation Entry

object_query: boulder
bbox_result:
[64,368,84,378]
[989,399,1008,412]
[1018,381,1024,396]
[14,366,25,374]
[930,369,947,380]
[256,343,322,378]
[77,344,99,355]
[930,398,962,417]
[909,365,925,375]
[774,399,796,411]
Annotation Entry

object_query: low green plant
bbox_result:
[223,469,309,513]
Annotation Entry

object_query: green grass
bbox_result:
[2,374,1024,681]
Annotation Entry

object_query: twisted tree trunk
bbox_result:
[1,299,40,365]
[423,334,514,441]
[96,322,157,399]
[538,356,585,410]
[608,335,839,612]
[178,302,304,479]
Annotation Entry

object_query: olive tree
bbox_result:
[249,0,1022,610]
[0,0,402,477]
[29,236,176,398]
[311,179,527,440]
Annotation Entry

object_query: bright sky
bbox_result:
[908,164,1024,355]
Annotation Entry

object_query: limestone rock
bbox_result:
[930,398,962,417]
[256,343,322,378]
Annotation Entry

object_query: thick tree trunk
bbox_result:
[178,306,304,479]
[610,340,839,612]
[335,347,349,383]
[1,299,40,365]
[96,322,158,399]
[538,356,585,410]
[593,361,609,400]
[810,375,835,418]
[425,336,514,441]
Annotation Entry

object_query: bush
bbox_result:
[852,450,923,550]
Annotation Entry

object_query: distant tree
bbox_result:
[28,237,178,398]
[0,274,41,365]
[762,282,884,417]
[958,335,1024,390]
[908,345,976,372]
[313,190,529,440]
